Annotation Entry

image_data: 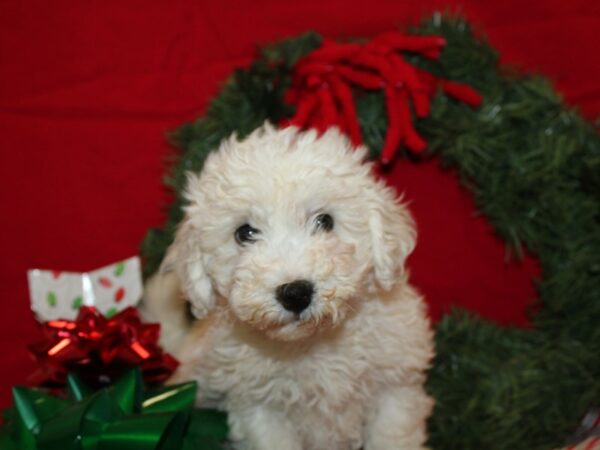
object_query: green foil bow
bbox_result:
[0,368,228,450]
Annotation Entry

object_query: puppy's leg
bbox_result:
[140,271,190,354]
[229,406,303,450]
[364,384,433,450]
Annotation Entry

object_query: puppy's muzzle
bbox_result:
[276,280,314,314]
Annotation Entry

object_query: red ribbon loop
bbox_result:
[284,30,482,163]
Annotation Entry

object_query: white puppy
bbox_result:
[143,124,434,450]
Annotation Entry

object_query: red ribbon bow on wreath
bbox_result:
[28,306,178,387]
[285,31,483,163]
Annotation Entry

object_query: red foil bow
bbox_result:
[28,306,178,388]
[285,31,483,163]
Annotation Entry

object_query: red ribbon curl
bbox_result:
[284,31,483,164]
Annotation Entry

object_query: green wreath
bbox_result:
[142,15,600,450]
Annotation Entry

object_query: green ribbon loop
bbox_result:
[67,373,93,401]
[0,368,200,450]
[142,381,197,414]
[112,369,144,415]
[98,411,188,450]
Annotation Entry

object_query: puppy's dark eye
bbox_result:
[235,224,260,245]
[314,213,334,232]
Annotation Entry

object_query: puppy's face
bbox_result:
[174,125,415,341]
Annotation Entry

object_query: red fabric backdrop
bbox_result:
[1,1,599,407]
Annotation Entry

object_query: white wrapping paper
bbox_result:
[27,256,142,321]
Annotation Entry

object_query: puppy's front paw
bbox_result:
[229,407,303,450]
[364,385,433,450]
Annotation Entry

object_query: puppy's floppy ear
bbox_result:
[368,182,416,291]
[160,218,215,319]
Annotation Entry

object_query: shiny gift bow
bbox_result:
[0,369,199,450]
[28,306,178,387]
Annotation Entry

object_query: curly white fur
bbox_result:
[142,124,434,450]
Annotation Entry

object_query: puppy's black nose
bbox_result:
[276,280,314,314]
